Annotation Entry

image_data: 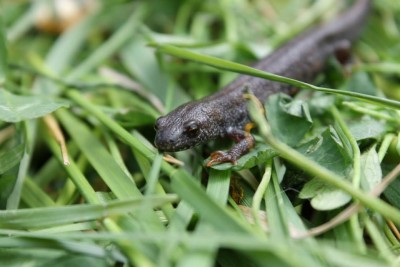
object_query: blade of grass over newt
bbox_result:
[150,44,400,110]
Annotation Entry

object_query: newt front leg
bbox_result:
[207,124,255,167]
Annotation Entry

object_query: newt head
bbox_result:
[154,102,220,152]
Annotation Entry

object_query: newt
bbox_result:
[154,0,371,166]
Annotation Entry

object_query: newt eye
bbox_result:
[183,120,200,137]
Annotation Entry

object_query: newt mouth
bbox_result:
[155,144,191,153]
[154,134,196,152]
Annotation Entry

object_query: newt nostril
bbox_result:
[154,131,173,150]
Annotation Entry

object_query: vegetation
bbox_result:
[0,0,400,266]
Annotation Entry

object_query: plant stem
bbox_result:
[252,159,272,232]
[329,106,365,251]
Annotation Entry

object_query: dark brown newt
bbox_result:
[154,0,371,166]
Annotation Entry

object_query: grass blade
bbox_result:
[0,195,177,229]
[56,109,142,200]
[151,44,400,110]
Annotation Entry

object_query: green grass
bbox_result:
[1,0,400,266]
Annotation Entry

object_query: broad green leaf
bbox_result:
[0,17,7,85]
[300,179,351,210]
[209,144,278,171]
[298,128,353,210]
[266,94,313,146]
[349,117,387,141]
[360,147,382,192]
[0,90,69,123]
[308,93,335,113]
[297,127,352,176]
